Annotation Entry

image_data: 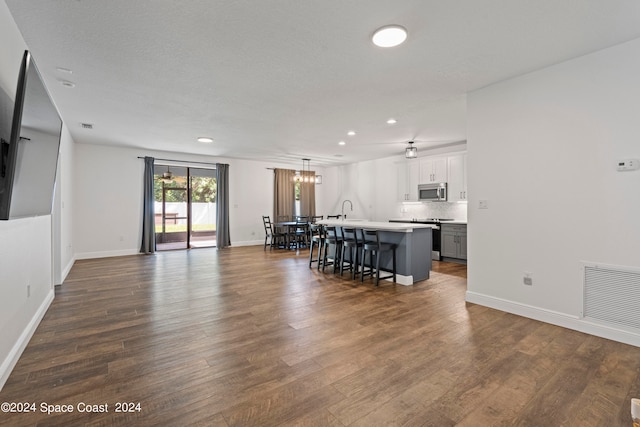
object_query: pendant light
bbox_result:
[405,141,418,159]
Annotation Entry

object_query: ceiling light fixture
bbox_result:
[347,131,356,136]
[338,141,346,146]
[295,158,319,184]
[405,141,418,159]
[197,137,214,143]
[387,118,397,124]
[372,25,408,48]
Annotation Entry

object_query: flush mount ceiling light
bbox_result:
[405,141,418,159]
[387,118,397,124]
[338,141,346,146]
[347,131,356,136]
[197,137,214,143]
[372,25,408,48]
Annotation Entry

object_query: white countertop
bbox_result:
[389,218,467,225]
[317,219,437,232]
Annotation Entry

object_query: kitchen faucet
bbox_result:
[341,199,353,220]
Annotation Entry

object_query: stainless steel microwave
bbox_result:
[418,183,447,201]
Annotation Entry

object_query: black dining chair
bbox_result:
[360,229,397,286]
[293,216,310,248]
[262,216,286,251]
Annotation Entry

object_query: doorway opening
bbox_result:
[154,165,217,250]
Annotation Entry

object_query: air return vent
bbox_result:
[583,263,640,330]
[81,123,93,129]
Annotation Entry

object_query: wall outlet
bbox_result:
[119,235,124,241]
[479,200,489,209]
[523,272,533,286]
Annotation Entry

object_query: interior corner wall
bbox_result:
[466,37,640,344]
[0,0,56,390]
[55,124,75,283]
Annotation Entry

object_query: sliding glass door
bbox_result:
[153,165,216,250]
[189,168,217,248]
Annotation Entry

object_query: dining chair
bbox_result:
[262,216,285,250]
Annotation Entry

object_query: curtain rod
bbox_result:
[266,167,316,172]
[137,156,217,166]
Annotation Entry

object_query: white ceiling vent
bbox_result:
[81,123,93,129]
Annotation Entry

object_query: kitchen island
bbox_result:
[316,219,435,285]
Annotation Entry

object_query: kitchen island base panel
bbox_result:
[375,228,431,284]
[316,219,433,285]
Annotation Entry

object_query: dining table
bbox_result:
[274,221,309,249]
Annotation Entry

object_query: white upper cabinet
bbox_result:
[397,161,420,201]
[419,156,447,184]
[447,153,467,202]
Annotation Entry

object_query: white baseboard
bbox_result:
[0,289,55,391]
[465,291,640,347]
[59,256,76,285]
[75,248,140,260]
[231,240,264,247]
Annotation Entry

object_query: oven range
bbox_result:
[388,218,455,260]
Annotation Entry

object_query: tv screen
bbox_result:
[0,50,62,220]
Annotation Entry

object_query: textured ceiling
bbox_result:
[5,0,640,166]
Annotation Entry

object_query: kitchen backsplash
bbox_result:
[398,202,468,221]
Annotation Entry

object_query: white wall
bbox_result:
[467,37,640,345]
[72,143,329,257]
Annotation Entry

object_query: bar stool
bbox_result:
[360,229,397,286]
[340,227,362,279]
[308,224,324,269]
[321,226,342,273]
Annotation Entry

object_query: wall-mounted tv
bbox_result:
[0,50,62,220]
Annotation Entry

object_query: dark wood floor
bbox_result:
[1,246,639,426]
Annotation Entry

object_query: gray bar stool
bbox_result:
[360,229,397,286]
[321,226,343,273]
[308,224,324,269]
[340,227,362,279]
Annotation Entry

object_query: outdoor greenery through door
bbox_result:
[154,165,217,250]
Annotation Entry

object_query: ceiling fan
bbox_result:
[156,166,187,184]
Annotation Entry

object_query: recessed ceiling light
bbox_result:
[56,67,73,74]
[197,137,214,143]
[347,131,356,136]
[372,25,408,48]
[387,118,397,124]
[338,141,346,146]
